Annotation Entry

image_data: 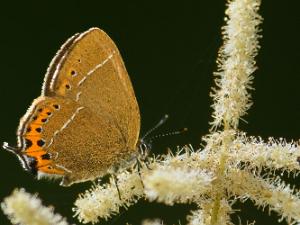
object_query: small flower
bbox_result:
[1,188,69,225]
[144,167,213,205]
[210,0,262,129]
[228,169,300,224]
[73,170,144,224]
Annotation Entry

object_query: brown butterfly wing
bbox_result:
[16,28,140,185]
[42,28,140,150]
[17,96,128,185]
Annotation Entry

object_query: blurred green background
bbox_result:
[0,1,299,224]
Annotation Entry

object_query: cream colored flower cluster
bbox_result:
[1,188,69,225]
[73,141,300,224]
[210,0,262,129]
[73,170,144,224]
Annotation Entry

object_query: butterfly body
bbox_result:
[5,28,140,186]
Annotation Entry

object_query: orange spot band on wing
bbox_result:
[25,150,65,175]
[24,135,44,153]
[25,123,42,137]
[26,150,49,167]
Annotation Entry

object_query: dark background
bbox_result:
[0,1,299,224]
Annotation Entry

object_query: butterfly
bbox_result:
[3,28,141,186]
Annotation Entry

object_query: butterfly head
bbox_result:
[137,138,152,160]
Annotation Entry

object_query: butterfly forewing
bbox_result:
[42,28,140,150]
[42,32,80,95]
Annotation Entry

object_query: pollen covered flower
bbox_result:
[73,170,144,224]
[1,188,69,225]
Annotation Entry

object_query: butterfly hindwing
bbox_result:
[17,96,128,185]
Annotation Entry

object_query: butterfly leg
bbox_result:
[144,157,152,170]
[112,174,122,200]
[135,157,145,188]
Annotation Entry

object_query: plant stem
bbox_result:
[210,121,230,225]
